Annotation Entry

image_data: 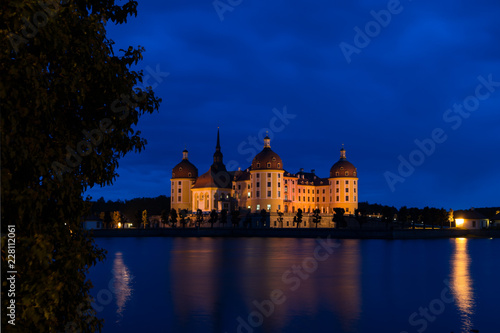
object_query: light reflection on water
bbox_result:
[89,237,499,333]
[112,252,134,321]
[450,238,475,332]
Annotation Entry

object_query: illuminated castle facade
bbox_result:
[171,130,358,215]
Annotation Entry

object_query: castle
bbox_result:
[171,129,358,215]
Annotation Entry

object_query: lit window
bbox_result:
[267,204,271,210]
[257,204,260,211]
[248,192,251,198]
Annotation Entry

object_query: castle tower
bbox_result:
[171,148,198,212]
[328,146,358,214]
[248,134,285,213]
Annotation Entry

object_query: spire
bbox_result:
[216,127,221,151]
[213,128,223,165]
[182,148,188,160]
[340,144,346,160]
[264,131,271,148]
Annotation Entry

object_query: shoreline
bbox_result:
[90,228,500,239]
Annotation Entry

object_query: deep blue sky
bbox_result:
[85,0,500,210]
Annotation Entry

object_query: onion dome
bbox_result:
[172,149,198,178]
[330,146,357,178]
[251,135,283,170]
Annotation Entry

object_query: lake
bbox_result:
[88,237,499,332]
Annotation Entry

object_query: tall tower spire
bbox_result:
[340,144,346,160]
[216,127,221,151]
[213,127,223,165]
[264,131,271,148]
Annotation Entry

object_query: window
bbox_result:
[257,163,260,168]
[248,184,250,189]
[346,181,349,184]
[256,173,260,178]
[267,191,271,197]
[287,221,289,226]
[171,182,174,186]
[354,188,357,193]
[248,192,251,198]
[304,221,307,226]
[472,221,476,228]
[322,189,325,194]
[336,180,339,185]
[274,221,277,227]
[278,174,281,178]
[303,196,305,201]
[316,197,319,202]
[256,191,260,198]
[346,188,349,193]
[307,189,310,194]
[336,196,339,202]
[238,184,241,190]
[323,197,325,202]
[267,162,271,168]
[278,205,281,210]
[346,208,349,212]
[298,196,301,201]
[178,181,181,185]
[354,181,357,185]
[272,157,276,161]
[308,197,310,202]
[278,182,281,187]
[284,186,288,193]
[285,194,288,200]
[257,182,260,188]
[267,182,271,187]
[345,172,349,176]
[346,196,349,201]
[171,189,174,193]
[172,196,174,202]
[292,188,295,193]
[268,173,271,177]
[178,196,181,201]
[354,196,356,202]
[178,188,181,193]
[298,189,301,193]
[233,185,235,190]
[278,191,281,198]
[179,167,182,171]
[336,172,339,176]
[267,204,271,210]
[188,172,192,177]
[285,179,287,184]
[248,206,251,209]
[277,163,280,168]
[257,204,260,211]
[336,188,339,193]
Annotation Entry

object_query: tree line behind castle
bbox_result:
[89,196,500,229]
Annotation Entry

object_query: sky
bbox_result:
[85,0,500,210]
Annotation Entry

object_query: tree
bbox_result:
[209,209,218,228]
[312,209,322,228]
[179,210,187,228]
[333,208,345,229]
[142,209,148,228]
[231,209,241,228]
[294,208,303,228]
[161,209,169,228]
[276,210,284,228]
[398,206,408,229]
[259,209,267,228]
[448,209,454,228]
[220,209,228,227]
[103,211,112,229]
[355,208,368,229]
[196,209,204,228]
[113,211,123,228]
[169,209,178,228]
[134,209,142,228]
[1,0,161,331]
[244,215,252,228]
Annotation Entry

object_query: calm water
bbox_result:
[88,237,500,333]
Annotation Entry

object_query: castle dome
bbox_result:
[330,147,357,178]
[251,135,283,170]
[172,149,198,178]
